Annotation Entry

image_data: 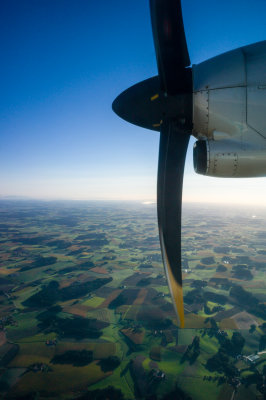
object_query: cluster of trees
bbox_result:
[230,285,266,319]
[51,350,93,366]
[73,232,109,247]
[184,288,204,305]
[109,294,126,309]
[216,264,227,272]
[20,255,57,271]
[204,292,227,305]
[242,365,266,396]
[36,305,62,322]
[23,277,112,307]
[195,264,206,270]
[201,257,215,265]
[137,278,152,287]
[249,324,256,333]
[230,285,257,306]
[60,278,112,301]
[182,336,200,364]
[214,247,230,254]
[0,344,19,367]
[38,314,108,340]
[57,261,96,275]
[23,280,60,307]
[139,264,154,269]
[259,334,266,351]
[206,331,245,381]
[191,280,207,289]
[235,255,250,264]
[68,248,86,255]
[184,283,227,308]
[210,278,231,290]
[204,303,224,315]
[204,317,218,332]
[231,264,253,280]
[98,356,121,372]
[206,351,238,379]
[79,260,96,269]
[260,322,266,333]
[46,239,71,249]
[219,332,245,357]
[16,236,48,245]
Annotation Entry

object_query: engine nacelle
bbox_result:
[194,139,266,177]
[192,40,266,177]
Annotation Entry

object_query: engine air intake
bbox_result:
[193,140,207,175]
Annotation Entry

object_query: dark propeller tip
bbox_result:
[149,0,191,95]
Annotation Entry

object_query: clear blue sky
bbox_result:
[1,0,266,204]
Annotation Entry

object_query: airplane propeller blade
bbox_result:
[157,120,190,328]
[113,0,193,327]
[149,0,191,95]
[151,0,192,326]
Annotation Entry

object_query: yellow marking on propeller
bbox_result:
[152,120,163,128]
[167,262,185,328]
[159,231,185,328]
[150,93,159,101]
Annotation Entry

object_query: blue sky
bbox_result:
[1,0,266,204]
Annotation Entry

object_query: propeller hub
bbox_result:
[112,74,192,132]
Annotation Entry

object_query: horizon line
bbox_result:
[0,196,265,208]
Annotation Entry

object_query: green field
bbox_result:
[0,201,265,399]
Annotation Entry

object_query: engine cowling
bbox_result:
[194,139,266,177]
[192,40,266,178]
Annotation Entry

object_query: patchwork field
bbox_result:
[0,201,265,399]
